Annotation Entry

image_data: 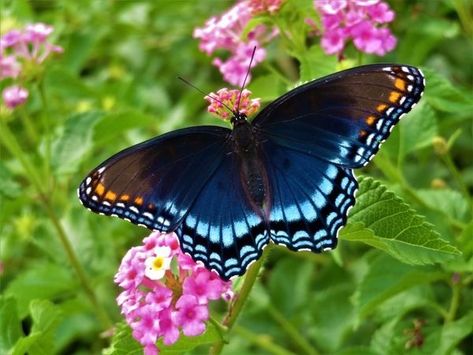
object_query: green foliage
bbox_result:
[1,0,472,354]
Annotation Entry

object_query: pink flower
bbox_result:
[2,85,28,108]
[194,1,277,86]
[249,0,284,15]
[0,55,21,79]
[314,0,396,57]
[321,28,347,55]
[114,232,233,354]
[206,87,261,121]
[183,269,226,304]
[175,295,209,336]
[24,23,54,43]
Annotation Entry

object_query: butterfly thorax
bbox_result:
[231,116,271,217]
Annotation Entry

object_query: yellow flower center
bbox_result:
[152,257,164,269]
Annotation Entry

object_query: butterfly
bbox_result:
[78,64,425,280]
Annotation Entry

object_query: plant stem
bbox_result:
[209,255,264,355]
[267,304,319,355]
[37,80,52,192]
[234,326,297,355]
[0,120,112,329]
[446,277,462,323]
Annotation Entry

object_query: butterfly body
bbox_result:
[231,115,270,215]
[79,64,425,280]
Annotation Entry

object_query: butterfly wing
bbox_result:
[253,64,425,168]
[176,151,269,280]
[78,126,232,232]
[261,139,357,251]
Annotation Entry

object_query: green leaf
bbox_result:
[399,102,438,157]
[423,68,473,116]
[51,111,103,175]
[105,321,222,355]
[341,177,461,265]
[248,73,285,103]
[103,323,142,355]
[92,110,155,145]
[0,161,21,199]
[432,310,473,355]
[353,254,445,318]
[298,45,337,82]
[0,296,23,354]
[416,189,469,221]
[11,300,62,355]
[5,263,76,317]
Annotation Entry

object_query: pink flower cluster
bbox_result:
[315,0,396,56]
[0,23,62,109]
[205,88,261,121]
[194,1,281,86]
[115,232,233,355]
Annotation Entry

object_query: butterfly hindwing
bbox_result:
[262,139,357,251]
[176,152,269,280]
[253,64,425,168]
[78,126,232,232]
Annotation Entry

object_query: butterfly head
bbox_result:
[231,111,248,125]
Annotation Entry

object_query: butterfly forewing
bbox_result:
[78,126,232,231]
[253,64,425,168]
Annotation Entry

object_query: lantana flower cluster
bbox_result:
[315,0,396,56]
[193,1,282,86]
[205,88,261,121]
[0,23,62,109]
[115,232,233,355]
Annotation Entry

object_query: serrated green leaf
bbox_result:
[5,263,76,317]
[353,254,445,318]
[342,177,460,264]
[51,111,103,175]
[0,296,22,353]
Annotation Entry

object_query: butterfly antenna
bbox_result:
[235,46,257,114]
[178,76,234,113]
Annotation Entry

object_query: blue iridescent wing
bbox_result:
[176,152,269,280]
[253,64,425,168]
[261,139,357,251]
[78,126,232,232]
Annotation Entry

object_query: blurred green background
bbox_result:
[0,0,472,354]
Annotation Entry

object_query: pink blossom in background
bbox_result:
[205,88,261,121]
[314,0,397,57]
[115,232,232,355]
[193,1,279,86]
[0,22,62,109]
[2,85,29,108]
[249,0,284,15]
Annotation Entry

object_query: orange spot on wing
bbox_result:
[377,104,388,112]
[394,78,406,91]
[147,203,156,211]
[119,194,130,201]
[359,130,367,138]
[105,190,117,201]
[389,91,401,103]
[365,115,376,126]
[95,183,105,196]
[134,197,143,205]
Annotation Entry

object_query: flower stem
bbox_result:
[0,120,112,329]
[446,276,462,323]
[209,254,264,355]
[267,304,319,355]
